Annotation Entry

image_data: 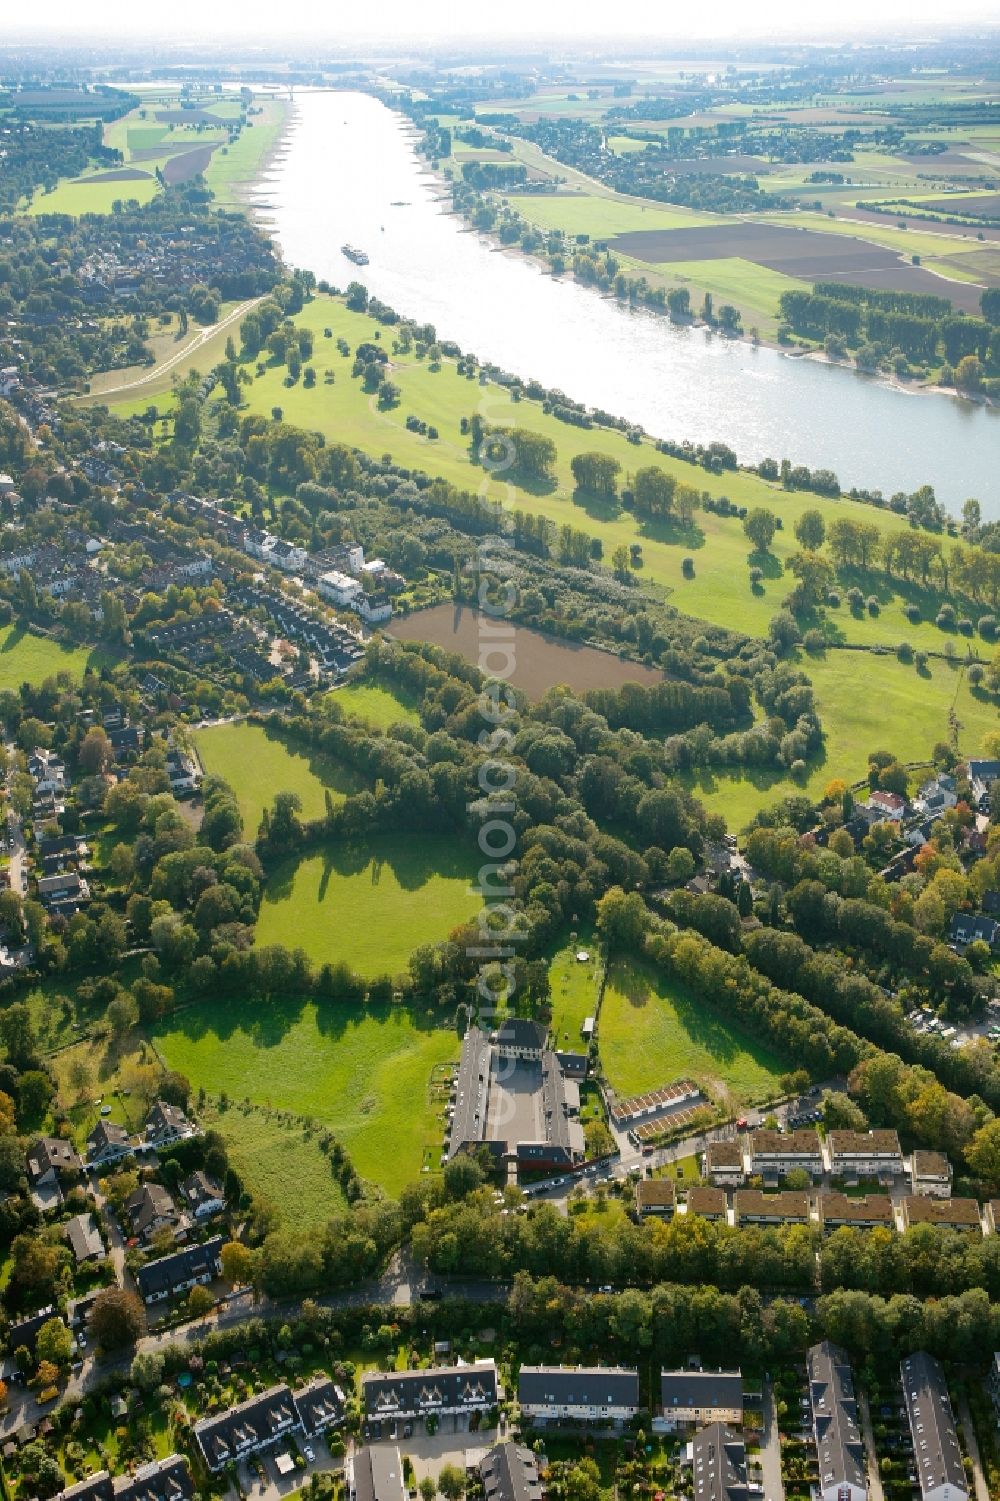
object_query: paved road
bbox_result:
[858,1389,885,1501]
[759,1379,785,1501]
[89,298,262,398]
[956,1391,990,1501]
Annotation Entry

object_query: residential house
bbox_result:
[901,1197,982,1233]
[911,1151,953,1199]
[194,1384,299,1472]
[635,1179,676,1219]
[28,749,66,795]
[748,1129,823,1182]
[967,759,1000,807]
[479,1442,544,1501]
[948,912,1000,950]
[144,1100,196,1146]
[26,1135,81,1186]
[64,1213,105,1265]
[293,1376,346,1435]
[165,748,200,794]
[807,1341,867,1501]
[517,1365,639,1426]
[363,1361,498,1424]
[115,1456,193,1501]
[50,1477,114,1501]
[108,725,144,761]
[136,1236,223,1304]
[179,1171,225,1220]
[86,1119,132,1170]
[865,790,908,821]
[984,1200,1000,1235]
[37,871,90,912]
[348,1446,406,1501]
[657,1369,742,1432]
[914,776,958,818]
[690,1424,749,1501]
[900,1351,969,1501]
[734,1190,810,1227]
[704,1140,745,1188]
[828,1129,903,1180]
[125,1183,188,1243]
[685,1187,728,1222]
[816,1194,894,1232]
[7,1306,63,1357]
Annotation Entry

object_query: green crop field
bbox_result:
[192,720,366,834]
[600,956,788,1106]
[505,191,718,238]
[0,624,108,690]
[255,835,481,977]
[546,925,604,1048]
[199,1101,347,1230]
[154,999,460,1195]
[25,175,159,216]
[330,680,422,729]
[640,255,810,329]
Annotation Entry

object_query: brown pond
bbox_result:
[389,603,662,700]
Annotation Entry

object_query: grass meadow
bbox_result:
[0,624,109,689]
[330,679,422,729]
[545,925,604,1048]
[192,720,366,834]
[154,1000,460,1195]
[600,956,788,1107]
[254,835,481,977]
[200,1101,347,1230]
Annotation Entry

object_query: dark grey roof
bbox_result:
[294,1376,346,1434]
[87,1119,130,1154]
[496,1019,546,1051]
[518,1365,639,1409]
[949,912,999,946]
[136,1237,223,1301]
[350,1446,405,1501]
[194,1384,297,1469]
[807,1342,866,1497]
[691,1425,748,1501]
[116,1457,193,1501]
[449,1026,491,1159]
[363,1362,498,1418]
[900,1351,967,1500]
[968,759,1000,783]
[53,1475,114,1501]
[479,1442,543,1501]
[660,1370,743,1415]
[8,1306,61,1354]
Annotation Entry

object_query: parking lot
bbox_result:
[362,1414,502,1486]
[235,1432,342,1501]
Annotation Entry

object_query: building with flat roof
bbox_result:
[900,1351,968,1501]
[704,1140,745,1187]
[636,1179,676,1218]
[449,1024,584,1173]
[686,1186,727,1221]
[828,1129,903,1179]
[911,1151,953,1199]
[658,1370,742,1431]
[901,1197,982,1233]
[734,1190,810,1226]
[518,1365,639,1426]
[690,1425,749,1501]
[817,1193,893,1231]
[807,1342,867,1501]
[748,1129,823,1181]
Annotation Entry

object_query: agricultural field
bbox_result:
[329,679,422,729]
[192,720,366,834]
[599,956,788,1107]
[153,999,461,1195]
[0,624,108,690]
[254,834,482,976]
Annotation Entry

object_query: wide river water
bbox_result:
[257,90,999,514]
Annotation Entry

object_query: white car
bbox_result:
[303,1446,315,1463]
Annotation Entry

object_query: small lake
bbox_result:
[389,603,662,699]
[258,89,999,515]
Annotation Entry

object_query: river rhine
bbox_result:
[257,90,998,513]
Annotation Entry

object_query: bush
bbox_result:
[750,566,764,586]
[803,629,825,653]
[866,595,880,616]
[904,603,922,624]
[979,615,997,640]
[897,642,913,662]
[826,589,840,608]
[937,603,956,627]
[681,557,695,578]
[915,650,929,669]
[847,586,864,609]
[958,617,974,635]
[968,664,985,687]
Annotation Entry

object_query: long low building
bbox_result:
[807,1341,867,1501]
[901,1197,983,1233]
[53,1458,193,1501]
[658,1369,742,1431]
[900,1351,969,1501]
[448,1021,584,1173]
[828,1129,903,1179]
[347,1446,406,1501]
[194,1380,345,1471]
[479,1441,544,1501]
[136,1236,223,1304]
[816,1193,894,1231]
[362,1361,498,1425]
[518,1365,640,1426]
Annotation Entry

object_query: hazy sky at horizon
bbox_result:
[10,0,1000,45]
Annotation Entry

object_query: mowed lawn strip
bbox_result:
[254,835,481,977]
[546,925,603,1048]
[600,955,788,1107]
[192,720,366,834]
[154,999,460,1195]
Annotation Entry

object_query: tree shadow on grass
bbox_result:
[747,547,783,579]
[636,512,706,552]
[569,486,622,524]
[0,623,28,654]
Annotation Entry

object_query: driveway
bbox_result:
[362,1423,500,1485]
[758,1379,785,1501]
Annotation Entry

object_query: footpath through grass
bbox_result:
[254,834,482,977]
[192,720,366,834]
[154,999,460,1195]
[599,955,788,1108]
